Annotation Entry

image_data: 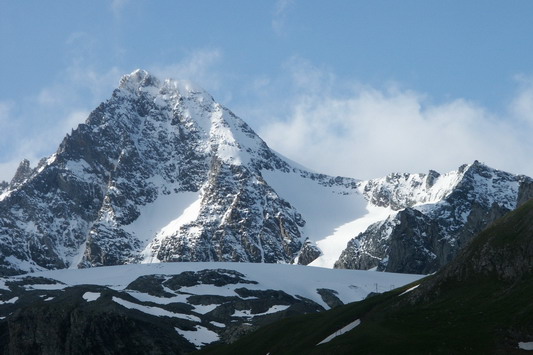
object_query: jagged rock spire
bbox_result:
[9,159,33,189]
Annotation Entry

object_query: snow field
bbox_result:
[519,342,533,351]
[82,292,101,302]
[112,296,201,322]
[317,319,361,345]
[21,262,423,309]
[175,325,220,349]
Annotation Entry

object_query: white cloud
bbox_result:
[0,160,22,183]
[250,76,271,92]
[0,101,14,129]
[0,109,88,182]
[153,48,222,80]
[0,102,18,182]
[259,64,533,180]
[64,65,122,101]
[150,48,222,88]
[272,0,295,35]
[510,77,533,126]
[283,56,335,94]
[62,110,91,133]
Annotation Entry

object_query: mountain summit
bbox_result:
[0,70,531,276]
[0,70,361,275]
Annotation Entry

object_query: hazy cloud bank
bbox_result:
[258,62,533,179]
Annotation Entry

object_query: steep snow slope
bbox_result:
[261,169,394,268]
[264,160,533,271]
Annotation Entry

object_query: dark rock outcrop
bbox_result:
[8,159,34,190]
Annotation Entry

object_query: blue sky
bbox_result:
[1,0,533,181]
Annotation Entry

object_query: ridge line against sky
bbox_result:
[1,1,533,181]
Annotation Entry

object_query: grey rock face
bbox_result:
[316,288,343,308]
[336,161,533,274]
[9,159,34,189]
[4,297,191,355]
[296,239,322,265]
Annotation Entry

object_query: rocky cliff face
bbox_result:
[335,161,533,274]
[440,198,533,283]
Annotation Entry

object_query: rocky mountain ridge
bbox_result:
[336,161,533,273]
[0,69,532,276]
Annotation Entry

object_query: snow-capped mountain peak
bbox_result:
[117,69,217,116]
[359,166,465,211]
[119,69,209,100]
[119,69,160,90]
[0,70,361,275]
[116,69,268,168]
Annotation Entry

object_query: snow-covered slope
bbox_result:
[0,262,423,350]
[260,169,371,268]
[263,160,533,272]
[15,262,422,308]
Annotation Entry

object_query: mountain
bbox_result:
[0,69,362,276]
[0,262,422,353]
[335,162,533,274]
[0,69,531,276]
[200,199,533,354]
